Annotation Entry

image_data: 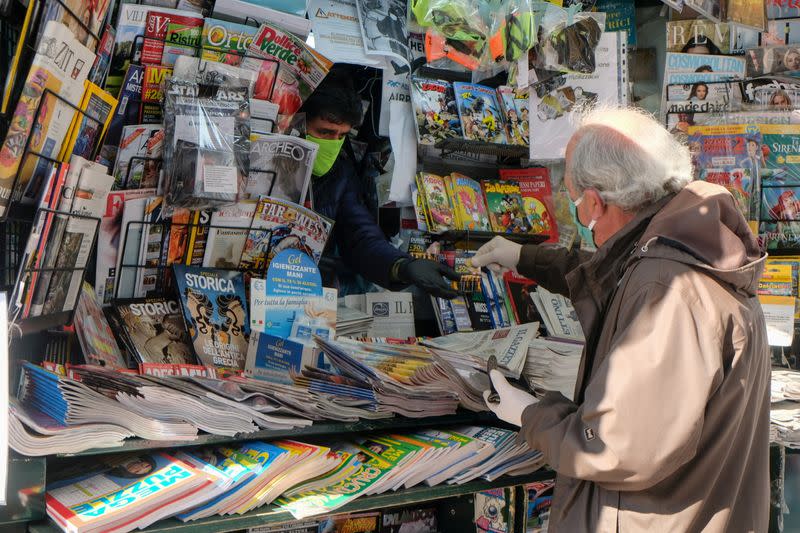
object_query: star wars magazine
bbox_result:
[173,265,250,373]
[162,79,251,214]
[112,297,196,365]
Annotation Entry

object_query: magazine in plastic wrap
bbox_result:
[246,134,318,204]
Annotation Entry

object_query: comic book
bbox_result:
[173,265,250,372]
[202,200,257,268]
[409,77,461,145]
[141,64,174,123]
[113,297,196,365]
[98,65,144,170]
[474,487,515,533]
[416,173,455,233]
[240,21,333,129]
[201,18,258,65]
[0,21,95,217]
[497,85,529,146]
[141,10,204,66]
[113,125,165,189]
[448,173,490,232]
[759,124,800,186]
[95,188,158,306]
[666,20,731,54]
[687,124,761,220]
[246,133,318,204]
[500,168,559,243]
[482,180,532,234]
[239,197,333,270]
[760,186,800,251]
[61,81,117,162]
[453,82,508,144]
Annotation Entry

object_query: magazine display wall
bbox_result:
[0,1,560,532]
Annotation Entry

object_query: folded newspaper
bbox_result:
[420,324,538,379]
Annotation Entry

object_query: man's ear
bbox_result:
[584,188,606,220]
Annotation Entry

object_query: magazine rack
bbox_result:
[0,88,106,222]
[130,34,282,101]
[114,218,274,300]
[434,138,531,161]
[7,207,101,336]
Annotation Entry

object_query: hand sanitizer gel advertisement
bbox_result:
[246,250,336,383]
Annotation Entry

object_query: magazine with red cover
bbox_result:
[502,271,542,325]
[499,168,559,244]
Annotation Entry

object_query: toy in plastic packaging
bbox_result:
[418,0,501,70]
[162,79,251,213]
[527,7,604,75]
[488,0,540,63]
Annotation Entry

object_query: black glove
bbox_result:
[397,258,460,299]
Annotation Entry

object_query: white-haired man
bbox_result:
[472,108,770,532]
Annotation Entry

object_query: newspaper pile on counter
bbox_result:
[771,368,800,447]
[335,304,374,338]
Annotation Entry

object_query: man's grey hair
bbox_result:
[567,106,693,211]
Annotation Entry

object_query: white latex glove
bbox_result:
[469,236,522,273]
[483,369,538,427]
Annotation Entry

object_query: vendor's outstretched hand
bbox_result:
[483,369,538,427]
[399,258,460,299]
[469,236,522,273]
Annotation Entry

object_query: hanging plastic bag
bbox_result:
[527,5,604,75]
[162,79,251,214]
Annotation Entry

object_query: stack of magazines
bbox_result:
[771,368,800,447]
[44,425,543,532]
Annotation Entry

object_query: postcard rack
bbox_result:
[7,207,101,336]
[0,88,105,222]
[114,218,274,300]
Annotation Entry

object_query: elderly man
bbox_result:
[472,108,770,532]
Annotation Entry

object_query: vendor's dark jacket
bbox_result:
[311,143,407,289]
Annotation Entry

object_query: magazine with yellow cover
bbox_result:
[59,81,118,162]
[0,0,37,115]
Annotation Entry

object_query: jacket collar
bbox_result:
[566,194,675,329]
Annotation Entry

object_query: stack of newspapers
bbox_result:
[531,287,585,341]
[44,425,543,533]
[524,337,583,400]
[771,368,800,447]
[335,304,374,338]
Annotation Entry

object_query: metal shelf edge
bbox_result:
[56,412,498,457]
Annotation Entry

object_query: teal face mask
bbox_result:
[306,134,345,176]
[569,193,597,248]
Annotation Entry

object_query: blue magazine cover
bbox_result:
[173,265,249,372]
[453,82,508,144]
